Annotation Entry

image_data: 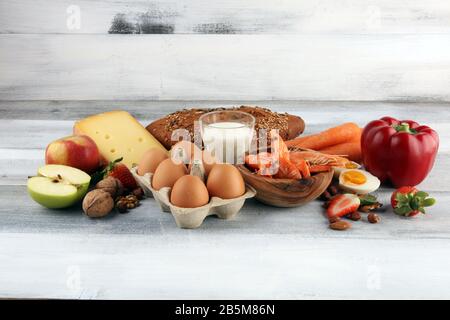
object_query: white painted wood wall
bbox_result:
[1,0,450,101]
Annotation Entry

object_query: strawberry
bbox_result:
[103,158,137,190]
[327,194,360,220]
[391,186,435,217]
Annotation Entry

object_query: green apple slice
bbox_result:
[38,164,90,186]
[27,165,91,209]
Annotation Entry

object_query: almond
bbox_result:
[330,220,352,231]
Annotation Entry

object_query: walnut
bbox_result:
[115,194,140,213]
[116,200,128,213]
[82,190,114,218]
[95,177,124,198]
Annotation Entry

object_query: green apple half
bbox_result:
[27,164,91,209]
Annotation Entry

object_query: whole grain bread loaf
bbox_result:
[146,106,305,149]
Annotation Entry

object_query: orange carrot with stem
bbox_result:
[285,122,361,150]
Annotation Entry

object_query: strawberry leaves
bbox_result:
[91,157,137,190]
[392,189,435,217]
[359,194,378,206]
[90,157,124,186]
[104,157,123,175]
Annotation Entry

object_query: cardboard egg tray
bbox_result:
[131,167,256,229]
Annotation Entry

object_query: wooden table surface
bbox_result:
[1,101,449,299]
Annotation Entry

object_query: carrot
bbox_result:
[285,122,361,150]
[318,141,362,163]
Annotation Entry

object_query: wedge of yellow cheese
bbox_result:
[74,110,167,168]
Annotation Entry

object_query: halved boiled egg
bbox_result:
[338,169,380,194]
[333,161,361,179]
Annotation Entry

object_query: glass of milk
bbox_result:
[199,111,255,164]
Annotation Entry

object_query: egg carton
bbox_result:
[131,167,256,229]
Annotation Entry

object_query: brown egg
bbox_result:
[207,164,245,199]
[137,147,168,175]
[187,150,217,176]
[170,141,202,165]
[152,158,187,190]
[201,150,216,176]
[170,175,209,208]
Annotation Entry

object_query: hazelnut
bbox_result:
[368,213,381,224]
[328,185,339,196]
[95,177,124,198]
[359,202,383,213]
[328,216,340,224]
[82,190,114,218]
[321,190,332,201]
[347,211,361,221]
[132,187,144,200]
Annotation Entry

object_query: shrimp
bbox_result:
[309,165,333,173]
[246,135,343,179]
[270,130,290,161]
[289,149,349,168]
[274,156,302,179]
[245,152,275,176]
[294,158,311,178]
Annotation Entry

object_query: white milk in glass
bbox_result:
[201,122,253,164]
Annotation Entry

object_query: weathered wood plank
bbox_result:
[1,102,449,151]
[1,184,449,239]
[1,34,450,101]
[1,186,450,299]
[2,232,450,299]
[2,119,450,153]
[2,100,450,121]
[1,0,450,34]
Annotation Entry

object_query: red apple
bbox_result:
[45,135,101,174]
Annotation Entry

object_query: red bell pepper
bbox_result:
[361,116,439,187]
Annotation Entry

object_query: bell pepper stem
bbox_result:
[394,122,417,134]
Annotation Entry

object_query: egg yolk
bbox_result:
[345,162,359,169]
[342,171,367,185]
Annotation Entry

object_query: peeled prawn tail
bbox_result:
[270,130,290,161]
[288,148,349,167]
